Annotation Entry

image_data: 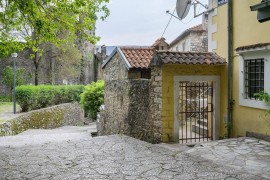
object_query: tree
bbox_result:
[1,66,28,101]
[0,0,109,85]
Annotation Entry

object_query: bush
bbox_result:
[80,80,104,119]
[255,91,270,115]
[0,95,10,102]
[16,85,84,112]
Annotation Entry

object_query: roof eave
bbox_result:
[102,47,132,70]
[236,45,270,54]
[102,47,118,69]
[117,47,132,70]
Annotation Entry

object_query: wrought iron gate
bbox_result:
[179,81,213,143]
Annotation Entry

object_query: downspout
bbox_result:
[227,0,233,138]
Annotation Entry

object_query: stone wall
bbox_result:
[103,53,128,81]
[169,31,208,52]
[97,80,157,143]
[149,66,163,143]
[0,103,84,136]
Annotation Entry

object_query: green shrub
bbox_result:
[255,91,270,115]
[16,85,84,112]
[0,95,10,102]
[80,80,104,119]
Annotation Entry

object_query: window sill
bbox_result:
[239,98,270,110]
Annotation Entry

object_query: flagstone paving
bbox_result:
[0,125,269,179]
[185,137,270,179]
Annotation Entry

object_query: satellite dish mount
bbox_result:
[169,0,208,21]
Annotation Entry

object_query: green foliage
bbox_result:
[0,0,110,56]
[2,66,27,89]
[0,96,10,102]
[80,80,104,119]
[1,66,28,101]
[255,91,270,115]
[0,0,110,85]
[16,85,84,112]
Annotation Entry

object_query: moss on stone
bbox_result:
[3,109,64,136]
[0,103,83,137]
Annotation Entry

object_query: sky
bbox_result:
[96,0,208,47]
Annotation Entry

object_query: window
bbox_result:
[244,59,264,99]
[238,49,270,110]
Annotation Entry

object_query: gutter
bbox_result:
[227,0,233,138]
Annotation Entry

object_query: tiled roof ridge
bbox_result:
[156,51,226,65]
[157,50,216,54]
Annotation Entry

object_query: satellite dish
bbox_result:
[176,0,192,20]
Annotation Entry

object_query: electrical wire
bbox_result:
[161,9,176,38]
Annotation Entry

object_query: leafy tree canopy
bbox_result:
[0,0,110,57]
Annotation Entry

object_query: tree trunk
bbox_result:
[34,69,39,86]
[33,52,40,86]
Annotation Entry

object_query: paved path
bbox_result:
[0,125,269,180]
[185,138,270,179]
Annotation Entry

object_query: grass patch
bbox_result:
[0,102,20,113]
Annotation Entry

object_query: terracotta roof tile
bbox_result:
[235,43,270,51]
[120,47,154,69]
[157,51,226,65]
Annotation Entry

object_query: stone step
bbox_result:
[192,124,208,137]
[197,119,209,127]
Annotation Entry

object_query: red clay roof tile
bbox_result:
[120,47,154,69]
[156,51,226,65]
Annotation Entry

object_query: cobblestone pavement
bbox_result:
[0,125,269,180]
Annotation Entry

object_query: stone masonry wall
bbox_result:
[103,53,128,81]
[97,80,156,143]
[149,66,163,143]
[0,103,84,136]
[169,31,208,52]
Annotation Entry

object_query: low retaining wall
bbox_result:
[246,131,270,142]
[0,103,84,136]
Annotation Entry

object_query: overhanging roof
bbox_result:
[102,47,154,70]
[156,51,226,65]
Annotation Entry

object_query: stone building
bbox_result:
[98,46,158,142]
[169,14,208,52]
[102,47,154,80]
[150,51,226,143]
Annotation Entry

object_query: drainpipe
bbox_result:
[227,0,233,138]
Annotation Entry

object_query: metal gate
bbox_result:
[179,81,213,143]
